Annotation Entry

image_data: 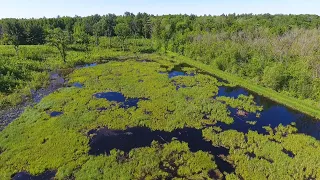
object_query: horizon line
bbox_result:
[1,12,319,20]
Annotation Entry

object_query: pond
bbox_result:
[88,127,234,173]
[49,111,63,117]
[167,63,195,79]
[216,86,320,139]
[12,171,56,180]
[94,92,148,109]
[72,82,83,88]
[168,71,188,78]
[162,63,320,140]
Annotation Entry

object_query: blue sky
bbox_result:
[0,0,319,18]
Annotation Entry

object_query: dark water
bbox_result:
[168,71,187,78]
[85,63,97,67]
[170,63,228,83]
[75,63,98,69]
[282,149,295,158]
[217,86,320,139]
[50,112,63,117]
[32,72,65,103]
[167,63,195,79]
[94,92,148,109]
[73,82,83,88]
[12,171,56,180]
[217,86,249,98]
[88,127,234,173]
[163,63,320,139]
[169,61,320,139]
[1,72,67,131]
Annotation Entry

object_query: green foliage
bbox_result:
[262,63,288,91]
[0,59,238,179]
[0,41,151,108]
[216,94,263,113]
[203,126,320,179]
[115,23,131,51]
[74,141,216,180]
[2,14,320,104]
[73,21,90,51]
[170,52,320,119]
[46,28,69,63]
[1,19,26,56]
[2,12,320,180]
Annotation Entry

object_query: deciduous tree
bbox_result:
[115,23,131,51]
[46,28,69,63]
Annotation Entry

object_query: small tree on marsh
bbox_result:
[46,28,69,63]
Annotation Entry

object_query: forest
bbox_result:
[1,12,320,179]
[1,13,320,108]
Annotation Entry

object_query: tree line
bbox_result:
[0,12,152,58]
[1,13,319,48]
[2,12,320,102]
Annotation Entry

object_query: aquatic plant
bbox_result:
[203,127,320,179]
[1,58,319,179]
[0,59,238,179]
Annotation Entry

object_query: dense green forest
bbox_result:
[1,13,320,107]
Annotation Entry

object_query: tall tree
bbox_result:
[114,23,131,51]
[2,19,26,56]
[25,21,45,45]
[105,14,117,48]
[63,16,76,42]
[93,19,105,46]
[142,14,152,38]
[73,21,90,52]
[46,28,69,63]
[152,18,174,52]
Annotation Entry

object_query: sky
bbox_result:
[0,0,320,19]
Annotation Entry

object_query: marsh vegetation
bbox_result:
[1,13,320,180]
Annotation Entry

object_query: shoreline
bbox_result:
[170,52,320,120]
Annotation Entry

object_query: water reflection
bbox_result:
[73,82,83,88]
[12,171,56,180]
[94,92,148,109]
[88,127,234,173]
[217,86,248,98]
[168,71,187,78]
[85,63,97,67]
[50,111,63,117]
[217,86,320,139]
